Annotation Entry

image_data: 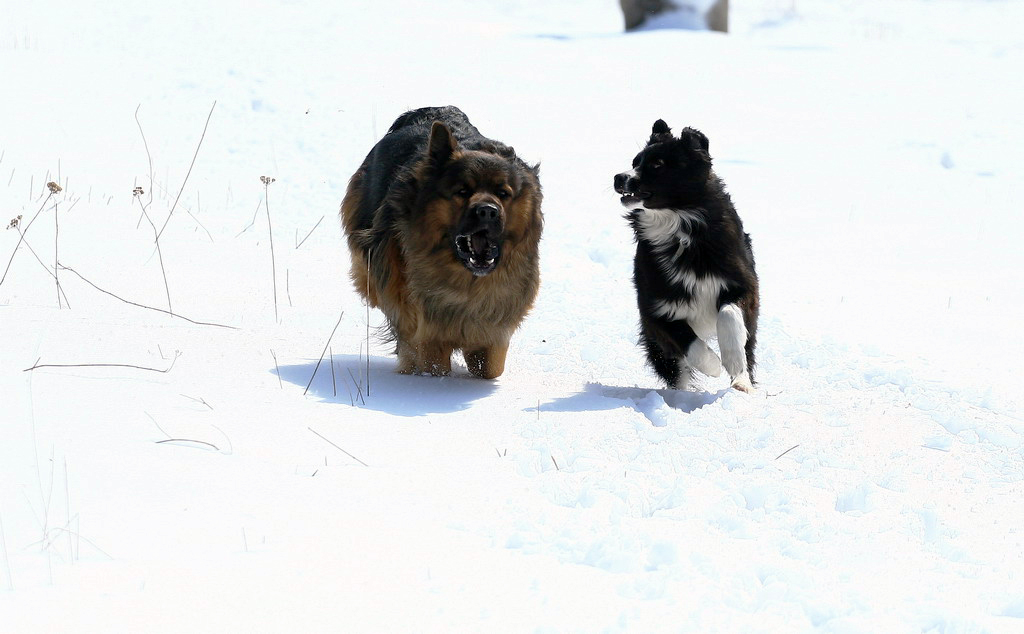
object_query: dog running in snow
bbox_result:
[614,120,759,393]
[340,106,543,379]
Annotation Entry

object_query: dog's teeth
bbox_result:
[486,259,494,265]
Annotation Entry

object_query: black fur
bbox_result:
[614,121,759,390]
[349,106,530,266]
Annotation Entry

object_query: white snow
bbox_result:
[2,0,1023,631]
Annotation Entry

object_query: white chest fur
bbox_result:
[637,208,725,339]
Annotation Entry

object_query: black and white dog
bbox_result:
[614,120,759,393]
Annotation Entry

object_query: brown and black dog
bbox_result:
[341,106,543,379]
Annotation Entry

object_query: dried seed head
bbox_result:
[47,181,62,194]
[260,175,276,186]
[133,186,145,197]
[6,215,22,230]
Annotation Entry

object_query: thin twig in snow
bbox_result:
[13,228,71,306]
[262,176,279,322]
[157,100,216,240]
[156,438,219,451]
[59,264,236,329]
[63,457,72,564]
[271,349,283,388]
[295,215,324,249]
[235,198,262,237]
[347,367,365,406]
[304,310,344,395]
[775,445,800,460]
[25,352,181,374]
[54,195,61,308]
[0,510,13,590]
[133,190,172,314]
[181,394,214,410]
[1,191,54,287]
[308,427,369,467]
[330,346,337,397]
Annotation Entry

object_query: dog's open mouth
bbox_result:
[455,231,500,276]
[619,191,650,207]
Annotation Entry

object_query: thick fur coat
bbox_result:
[341,106,543,378]
[614,120,759,392]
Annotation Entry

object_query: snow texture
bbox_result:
[2,0,1023,631]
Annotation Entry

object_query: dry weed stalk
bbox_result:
[133,185,172,313]
[59,264,235,328]
[156,100,216,241]
[1,189,57,287]
[304,310,344,395]
[308,427,369,467]
[261,175,279,322]
[50,182,63,308]
[24,350,182,374]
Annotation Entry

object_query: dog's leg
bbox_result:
[640,329,683,389]
[685,339,722,377]
[417,341,453,376]
[717,304,754,393]
[396,340,417,374]
[464,343,508,379]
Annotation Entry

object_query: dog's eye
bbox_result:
[496,189,511,200]
[456,188,472,198]
[650,159,665,170]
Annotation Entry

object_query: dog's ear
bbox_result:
[648,119,673,145]
[427,121,457,165]
[680,127,712,164]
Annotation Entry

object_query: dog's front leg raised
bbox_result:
[717,304,754,393]
[464,343,508,379]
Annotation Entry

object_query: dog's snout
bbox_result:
[472,203,500,223]
[614,172,638,194]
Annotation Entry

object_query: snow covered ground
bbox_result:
[2,0,1023,631]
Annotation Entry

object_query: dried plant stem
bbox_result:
[24,352,181,374]
[133,105,156,230]
[63,458,72,564]
[308,427,369,467]
[235,199,262,237]
[0,192,53,287]
[775,445,800,460]
[0,510,13,590]
[271,349,283,388]
[58,264,235,329]
[14,229,70,306]
[54,199,61,308]
[264,181,278,322]
[157,100,216,241]
[156,438,219,451]
[347,367,366,406]
[330,346,337,397]
[133,195,172,314]
[295,215,324,249]
[304,310,344,395]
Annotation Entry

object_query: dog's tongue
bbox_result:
[470,231,489,256]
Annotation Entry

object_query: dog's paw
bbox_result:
[686,340,722,377]
[730,373,755,394]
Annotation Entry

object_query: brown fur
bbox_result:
[340,111,543,379]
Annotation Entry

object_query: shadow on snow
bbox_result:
[274,354,498,417]
[535,382,727,417]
